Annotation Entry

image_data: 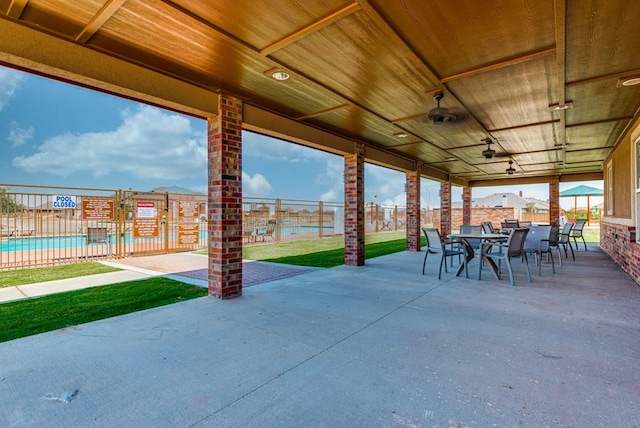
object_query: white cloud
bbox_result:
[316,156,344,202]
[13,105,207,179]
[0,68,24,111]
[243,131,329,162]
[8,121,34,147]
[242,172,272,197]
[366,164,406,205]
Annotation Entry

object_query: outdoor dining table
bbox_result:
[449,233,509,280]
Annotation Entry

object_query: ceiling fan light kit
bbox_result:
[481,138,496,159]
[427,92,456,125]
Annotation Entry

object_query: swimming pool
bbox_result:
[0,227,337,252]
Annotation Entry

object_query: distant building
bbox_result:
[453,191,549,212]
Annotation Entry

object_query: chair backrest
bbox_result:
[559,222,574,243]
[548,225,560,247]
[460,225,482,234]
[422,227,444,253]
[506,228,529,257]
[460,225,482,249]
[504,219,520,227]
[481,222,495,234]
[524,225,552,252]
[572,221,585,237]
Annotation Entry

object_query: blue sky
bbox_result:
[0,65,602,209]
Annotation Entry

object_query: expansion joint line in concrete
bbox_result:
[187,282,445,427]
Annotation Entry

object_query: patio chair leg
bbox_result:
[438,254,445,280]
[422,252,429,275]
[568,242,575,260]
[556,248,563,266]
[523,253,531,283]
[505,257,515,286]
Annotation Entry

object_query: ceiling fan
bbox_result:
[481,138,513,159]
[481,138,496,158]
[427,92,457,125]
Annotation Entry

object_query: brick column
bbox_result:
[440,181,452,237]
[344,142,365,266]
[207,94,243,299]
[406,169,421,251]
[462,186,472,225]
[549,176,560,225]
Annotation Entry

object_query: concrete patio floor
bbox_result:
[1,244,639,427]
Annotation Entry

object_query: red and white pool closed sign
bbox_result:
[136,201,156,218]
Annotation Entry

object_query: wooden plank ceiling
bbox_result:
[1,0,639,185]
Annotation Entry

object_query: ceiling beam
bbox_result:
[440,46,556,83]
[566,116,634,128]
[6,0,27,19]
[553,0,568,151]
[488,119,560,133]
[259,3,361,56]
[566,67,640,87]
[0,18,219,118]
[76,0,128,44]
[295,104,351,120]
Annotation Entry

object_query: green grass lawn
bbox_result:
[261,237,417,268]
[0,277,207,343]
[579,225,600,243]
[0,262,121,288]
[241,231,406,260]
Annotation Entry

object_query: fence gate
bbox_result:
[0,185,209,270]
[114,190,207,258]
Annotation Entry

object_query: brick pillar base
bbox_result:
[208,94,243,299]
[344,142,365,266]
[440,182,452,237]
[549,176,560,225]
[462,187,471,225]
[406,170,420,251]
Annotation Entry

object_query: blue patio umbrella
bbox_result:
[559,185,603,224]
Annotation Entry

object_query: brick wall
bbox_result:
[207,94,243,299]
[433,207,521,232]
[440,182,452,236]
[549,177,560,225]
[462,187,471,225]
[344,142,365,266]
[406,171,420,251]
[600,221,640,284]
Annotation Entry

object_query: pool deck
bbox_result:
[1,245,640,427]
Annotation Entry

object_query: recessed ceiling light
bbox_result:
[619,76,640,87]
[548,101,573,111]
[271,71,290,81]
[264,67,290,81]
[394,132,408,138]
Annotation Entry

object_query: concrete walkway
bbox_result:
[1,246,639,427]
[0,253,316,303]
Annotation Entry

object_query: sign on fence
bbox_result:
[178,200,199,245]
[82,198,114,220]
[136,201,156,218]
[53,195,77,209]
[133,218,159,238]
